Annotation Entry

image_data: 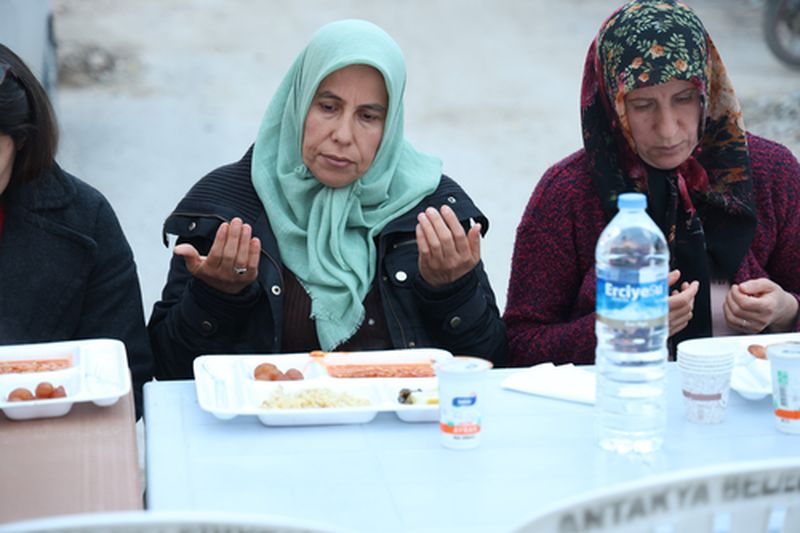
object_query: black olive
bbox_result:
[398,388,412,404]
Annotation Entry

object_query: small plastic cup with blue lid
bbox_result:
[768,342,800,434]
[435,356,493,449]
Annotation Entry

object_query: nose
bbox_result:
[654,105,679,141]
[331,116,354,144]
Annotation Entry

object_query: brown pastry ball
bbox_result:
[285,368,304,380]
[254,363,280,381]
[35,382,55,399]
[50,386,67,398]
[8,387,34,402]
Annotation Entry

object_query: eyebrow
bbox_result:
[315,90,387,114]
[628,89,697,104]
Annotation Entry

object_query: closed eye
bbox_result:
[359,105,386,123]
[629,100,654,111]
[318,100,338,113]
[360,110,381,122]
[674,90,698,105]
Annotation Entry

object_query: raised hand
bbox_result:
[415,205,481,288]
[174,217,261,294]
[668,269,699,337]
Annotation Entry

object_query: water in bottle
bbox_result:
[595,192,669,454]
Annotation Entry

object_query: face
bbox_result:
[0,134,15,196]
[302,64,388,188]
[624,79,702,170]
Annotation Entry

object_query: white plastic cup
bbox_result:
[677,360,735,375]
[679,366,733,424]
[677,341,734,424]
[435,356,492,450]
[767,343,800,435]
[677,339,735,369]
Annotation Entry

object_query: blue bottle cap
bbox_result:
[617,192,646,210]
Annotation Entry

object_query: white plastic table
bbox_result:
[144,365,796,533]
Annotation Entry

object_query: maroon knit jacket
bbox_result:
[504,134,800,367]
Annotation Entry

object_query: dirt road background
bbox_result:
[51,0,800,316]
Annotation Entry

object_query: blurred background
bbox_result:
[3,0,799,317]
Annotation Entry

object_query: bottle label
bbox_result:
[596,272,667,328]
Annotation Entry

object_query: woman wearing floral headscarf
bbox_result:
[149,20,507,378]
[504,0,800,366]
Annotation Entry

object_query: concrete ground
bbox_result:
[51,0,800,317]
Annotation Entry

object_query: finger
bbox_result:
[247,237,261,272]
[730,285,767,315]
[669,282,692,310]
[686,280,700,299]
[439,205,469,254]
[174,243,203,274]
[672,312,691,331]
[206,223,229,270]
[221,218,244,269]
[727,284,748,308]
[723,299,748,331]
[467,223,481,260]
[417,211,443,257]
[173,243,198,259]
[234,223,253,271]
[426,207,456,253]
[668,269,681,287]
[738,277,774,296]
[686,283,698,312]
[668,292,686,311]
[724,286,736,309]
[669,312,691,336]
[670,287,693,307]
[723,297,737,323]
[669,306,692,331]
[415,223,432,256]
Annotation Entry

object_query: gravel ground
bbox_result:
[51,0,800,316]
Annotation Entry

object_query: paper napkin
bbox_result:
[502,363,596,404]
[730,359,772,400]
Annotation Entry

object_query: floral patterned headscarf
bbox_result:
[581,0,757,341]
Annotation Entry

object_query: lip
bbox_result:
[653,143,683,155]
[321,154,353,168]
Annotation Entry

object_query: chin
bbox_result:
[314,172,358,189]
[648,155,689,171]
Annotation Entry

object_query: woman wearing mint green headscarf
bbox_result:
[148,19,507,378]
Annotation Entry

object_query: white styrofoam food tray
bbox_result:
[0,338,131,420]
[193,349,450,426]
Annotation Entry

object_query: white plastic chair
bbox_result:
[0,510,350,533]
[512,458,800,533]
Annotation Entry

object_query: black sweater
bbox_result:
[148,147,507,378]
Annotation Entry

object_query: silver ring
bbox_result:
[233,266,248,276]
[742,318,747,329]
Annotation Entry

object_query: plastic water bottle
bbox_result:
[595,192,669,454]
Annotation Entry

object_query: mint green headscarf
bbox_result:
[251,19,442,350]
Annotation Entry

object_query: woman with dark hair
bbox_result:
[149,20,507,378]
[0,44,153,416]
[504,0,800,366]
